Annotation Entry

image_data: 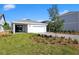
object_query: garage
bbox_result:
[12,19,47,34]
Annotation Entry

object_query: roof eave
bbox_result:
[12,22,47,25]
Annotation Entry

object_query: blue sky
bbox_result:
[0,4,79,25]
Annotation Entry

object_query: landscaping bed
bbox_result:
[52,31,79,35]
[32,34,79,45]
[0,33,79,55]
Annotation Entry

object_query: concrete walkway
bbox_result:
[40,32,79,40]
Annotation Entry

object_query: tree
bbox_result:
[47,21,54,32]
[48,5,59,21]
[3,21,10,30]
[47,4,64,32]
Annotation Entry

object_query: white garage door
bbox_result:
[28,24,46,33]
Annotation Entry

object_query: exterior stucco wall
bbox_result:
[12,23,47,34]
[12,23,15,34]
[22,24,27,32]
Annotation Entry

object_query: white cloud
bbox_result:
[60,10,69,15]
[3,4,15,11]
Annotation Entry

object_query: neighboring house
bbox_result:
[0,14,5,32]
[60,11,79,32]
[12,19,47,34]
[41,11,79,32]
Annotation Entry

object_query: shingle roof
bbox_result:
[17,19,39,23]
[13,18,47,25]
[60,11,79,16]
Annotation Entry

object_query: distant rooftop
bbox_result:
[60,11,79,16]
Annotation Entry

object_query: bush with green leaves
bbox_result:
[47,20,64,32]
[3,21,10,30]
[73,39,78,44]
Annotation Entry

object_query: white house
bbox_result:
[0,14,5,32]
[12,19,47,34]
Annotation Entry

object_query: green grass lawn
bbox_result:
[0,33,79,55]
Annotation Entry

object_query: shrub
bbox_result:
[41,34,45,37]
[57,40,62,44]
[53,37,56,40]
[60,36,65,39]
[3,21,10,30]
[44,35,48,38]
[67,37,73,44]
[37,34,41,36]
[49,35,52,38]
[73,39,78,44]
[50,42,55,44]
